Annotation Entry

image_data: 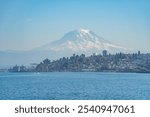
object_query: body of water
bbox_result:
[0,72,150,100]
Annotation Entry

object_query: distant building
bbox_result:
[9,65,27,72]
[10,65,20,72]
[102,50,107,56]
[138,51,140,56]
[93,53,96,56]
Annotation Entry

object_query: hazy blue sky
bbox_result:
[0,0,150,52]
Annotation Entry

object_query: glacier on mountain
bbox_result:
[38,29,128,55]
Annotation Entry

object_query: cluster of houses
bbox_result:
[9,50,150,73]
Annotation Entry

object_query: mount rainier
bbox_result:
[0,29,128,66]
[37,29,128,54]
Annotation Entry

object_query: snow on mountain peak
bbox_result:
[39,29,128,54]
[78,28,90,33]
[50,28,102,44]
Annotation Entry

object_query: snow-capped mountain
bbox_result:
[0,29,129,66]
[38,29,128,55]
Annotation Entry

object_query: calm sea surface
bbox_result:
[0,72,150,100]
